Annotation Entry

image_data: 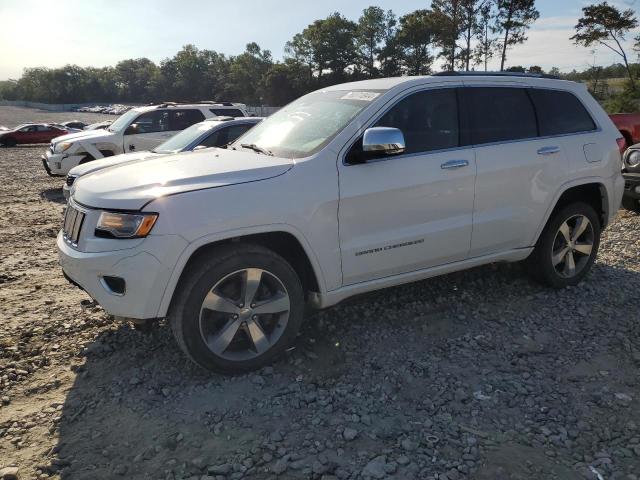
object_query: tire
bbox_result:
[621,196,640,212]
[527,202,601,288]
[168,244,304,373]
[3,137,17,147]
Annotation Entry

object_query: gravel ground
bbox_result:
[0,106,639,480]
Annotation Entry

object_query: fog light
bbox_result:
[100,276,126,295]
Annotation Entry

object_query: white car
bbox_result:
[42,102,249,176]
[58,73,625,373]
[63,117,262,199]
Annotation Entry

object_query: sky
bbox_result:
[0,0,639,80]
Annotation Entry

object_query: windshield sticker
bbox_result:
[340,91,380,102]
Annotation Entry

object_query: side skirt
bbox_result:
[310,248,533,309]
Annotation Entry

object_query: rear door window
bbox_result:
[170,109,206,130]
[462,87,537,145]
[529,89,596,136]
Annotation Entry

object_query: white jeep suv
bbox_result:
[58,74,625,373]
[42,102,249,176]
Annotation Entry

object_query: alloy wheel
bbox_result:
[551,214,595,278]
[198,268,290,361]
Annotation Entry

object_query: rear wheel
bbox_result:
[169,244,304,373]
[527,202,600,288]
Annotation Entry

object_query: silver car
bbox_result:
[63,117,262,199]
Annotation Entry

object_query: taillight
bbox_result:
[617,137,627,154]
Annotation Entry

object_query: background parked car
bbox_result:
[0,123,68,146]
[621,144,640,212]
[63,116,262,198]
[61,120,88,130]
[84,120,112,130]
[609,112,640,150]
[44,101,250,176]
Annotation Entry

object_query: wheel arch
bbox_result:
[156,227,326,318]
[533,179,609,245]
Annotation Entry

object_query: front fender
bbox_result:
[153,223,327,318]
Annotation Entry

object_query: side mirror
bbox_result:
[193,145,208,151]
[124,123,138,135]
[362,127,406,156]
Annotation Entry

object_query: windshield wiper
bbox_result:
[241,143,273,156]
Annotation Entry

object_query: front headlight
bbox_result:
[56,142,73,153]
[95,212,158,238]
[625,149,640,171]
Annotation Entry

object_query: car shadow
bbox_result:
[47,261,640,479]
[40,187,66,204]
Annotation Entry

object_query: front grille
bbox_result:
[66,175,77,187]
[62,204,85,245]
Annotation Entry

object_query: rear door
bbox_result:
[528,88,600,179]
[461,85,570,256]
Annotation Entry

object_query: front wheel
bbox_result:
[527,202,601,288]
[169,244,304,373]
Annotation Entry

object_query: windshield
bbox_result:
[231,90,383,158]
[153,122,215,154]
[108,109,140,132]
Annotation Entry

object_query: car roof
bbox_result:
[319,73,578,94]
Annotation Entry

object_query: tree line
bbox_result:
[0,1,541,105]
[1,1,639,108]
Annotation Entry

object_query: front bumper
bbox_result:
[43,150,84,176]
[623,172,640,200]
[57,231,178,319]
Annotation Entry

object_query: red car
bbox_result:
[0,123,69,147]
[609,113,640,150]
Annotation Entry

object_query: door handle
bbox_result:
[537,146,560,155]
[441,159,469,170]
[129,144,135,151]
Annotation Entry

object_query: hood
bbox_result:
[73,148,294,210]
[52,128,114,144]
[69,151,158,177]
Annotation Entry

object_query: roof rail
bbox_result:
[433,71,561,80]
[146,100,246,108]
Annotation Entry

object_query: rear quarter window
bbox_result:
[171,109,206,130]
[529,89,597,136]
